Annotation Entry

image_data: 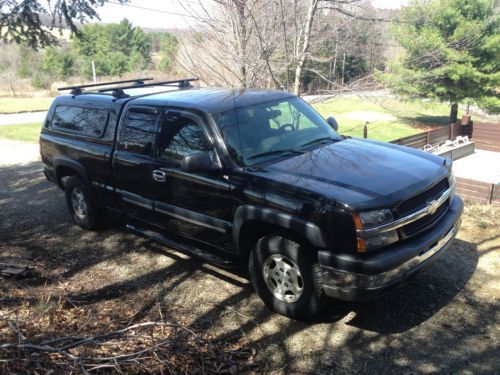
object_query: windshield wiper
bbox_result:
[299,136,339,148]
[300,136,338,148]
[247,148,304,161]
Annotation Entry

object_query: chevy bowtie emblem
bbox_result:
[427,199,440,215]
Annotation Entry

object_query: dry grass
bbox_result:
[0,159,499,374]
[0,299,257,374]
[0,97,53,114]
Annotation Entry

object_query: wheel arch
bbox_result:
[233,205,327,264]
[53,157,89,190]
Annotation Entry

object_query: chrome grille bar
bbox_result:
[357,182,455,237]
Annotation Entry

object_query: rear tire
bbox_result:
[65,176,104,230]
[249,234,325,320]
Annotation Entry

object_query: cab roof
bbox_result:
[55,87,296,114]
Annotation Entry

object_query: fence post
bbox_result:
[450,104,458,124]
[363,122,368,139]
[426,131,431,144]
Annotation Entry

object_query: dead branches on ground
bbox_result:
[0,306,258,374]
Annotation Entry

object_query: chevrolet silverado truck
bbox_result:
[39,77,463,319]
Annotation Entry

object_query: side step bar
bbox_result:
[126,223,235,268]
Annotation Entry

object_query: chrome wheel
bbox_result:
[262,254,304,303]
[70,188,87,220]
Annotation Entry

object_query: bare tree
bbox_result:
[177,0,283,88]
[177,0,386,95]
[0,43,20,96]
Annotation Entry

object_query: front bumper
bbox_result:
[319,196,463,301]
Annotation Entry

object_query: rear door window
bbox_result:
[119,107,159,155]
[51,105,109,137]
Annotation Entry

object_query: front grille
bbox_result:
[397,178,449,217]
[402,198,449,237]
[397,177,450,238]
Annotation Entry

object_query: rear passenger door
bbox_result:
[112,106,160,220]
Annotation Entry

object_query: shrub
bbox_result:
[31,72,50,89]
[41,47,75,79]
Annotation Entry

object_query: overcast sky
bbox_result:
[94,0,409,30]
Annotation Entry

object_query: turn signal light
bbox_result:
[352,213,366,253]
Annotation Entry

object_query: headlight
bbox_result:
[353,209,399,252]
[359,209,393,228]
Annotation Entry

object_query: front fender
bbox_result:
[233,205,327,254]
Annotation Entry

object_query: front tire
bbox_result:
[249,234,325,320]
[65,176,104,230]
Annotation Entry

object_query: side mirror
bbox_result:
[326,116,338,131]
[181,151,220,173]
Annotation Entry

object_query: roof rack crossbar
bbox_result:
[58,78,154,94]
[97,78,199,94]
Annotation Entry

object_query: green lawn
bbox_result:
[311,96,453,141]
[0,123,42,142]
[0,97,53,114]
[0,96,468,144]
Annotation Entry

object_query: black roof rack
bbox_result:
[97,78,199,98]
[57,77,199,98]
[58,78,154,95]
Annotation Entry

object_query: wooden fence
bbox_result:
[456,177,500,206]
[471,122,500,152]
[388,121,500,205]
[390,123,461,148]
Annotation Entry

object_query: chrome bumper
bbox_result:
[319,196,463,301]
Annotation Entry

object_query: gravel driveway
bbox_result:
[0,111,47,126]
[0,143,498,373]
[0,139,40,166]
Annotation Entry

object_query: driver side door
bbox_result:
[152,109,234,252]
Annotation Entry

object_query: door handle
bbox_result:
[152,170,166,182]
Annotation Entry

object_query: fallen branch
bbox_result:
[0,318,257,373]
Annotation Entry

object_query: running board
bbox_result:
[126,223,235,268]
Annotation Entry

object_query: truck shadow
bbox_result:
[1,161,479,331]
[1,160,491,373]
[318,237,478,333]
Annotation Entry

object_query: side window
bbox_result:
[120,109,159,155]
[159,112,211,162]
[51,105,109,137]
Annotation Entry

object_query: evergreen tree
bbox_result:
[382,0,499,114]
[0,0,126,49]
[71,19,151,77]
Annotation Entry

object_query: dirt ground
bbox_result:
[0,140,40,166]
[0,153,499,373]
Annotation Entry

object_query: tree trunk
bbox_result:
[341,52,346,86]
[234,0,248,88]
[331,36,338,88]
[293,0,318,96]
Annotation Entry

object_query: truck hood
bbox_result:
[252,138,449,210]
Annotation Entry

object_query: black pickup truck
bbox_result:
[40,78,463,319]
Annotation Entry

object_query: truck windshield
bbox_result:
[214,97,341,166]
